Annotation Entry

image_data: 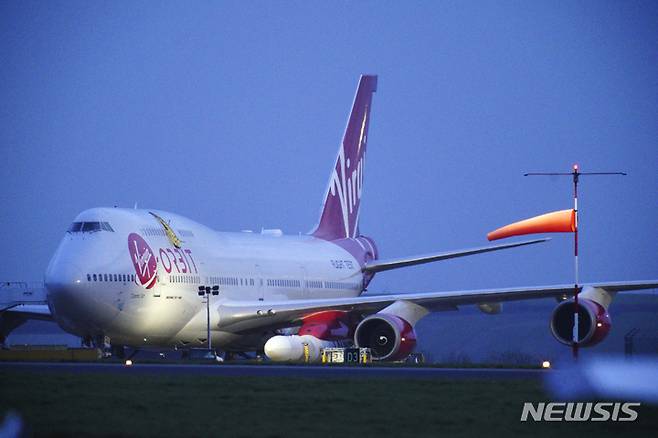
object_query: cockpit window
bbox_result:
[67,221,115,233]
[101,222,115,232]
[81,222,102,232]
[68,222,83,232]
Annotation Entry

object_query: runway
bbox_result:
[0,361,546,379]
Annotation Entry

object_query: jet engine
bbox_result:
[550,298,611,347]
[354,314,416,361]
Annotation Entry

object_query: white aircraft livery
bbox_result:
[4,75,657,362]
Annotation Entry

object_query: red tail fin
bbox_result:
[312,75,377,240]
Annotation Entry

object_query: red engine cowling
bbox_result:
[550,298,611,347]
[354,314,416,361]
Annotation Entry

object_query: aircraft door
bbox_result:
[255,264,264,301]
[300,266,309,298]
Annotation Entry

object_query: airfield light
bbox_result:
[597,322,603,327]
[125,359,133,366]
[198,284,220,356]
[573,163,579,171]
[541,360,551,369]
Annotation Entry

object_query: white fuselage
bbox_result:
[45,207,364,350]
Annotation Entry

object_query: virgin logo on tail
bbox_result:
[312,75,376,241]
[128,233,157,289]
[329,117,367,238]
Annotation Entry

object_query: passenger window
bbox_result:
[93,274,97,281]
[87,274,91,282]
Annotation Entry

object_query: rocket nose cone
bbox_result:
[264,335,302,362]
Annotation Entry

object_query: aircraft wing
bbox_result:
[363,238,549,273]
[0,304,52,343]
[217,280,658,333]
[2,304,53,320]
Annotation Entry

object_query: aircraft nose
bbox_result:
[44,260,85,292]
[45,258,86,312]
[45,247,120,334]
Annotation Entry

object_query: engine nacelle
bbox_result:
[550,298,611,347]
[354,314,416,361]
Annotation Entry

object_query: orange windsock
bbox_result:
[487,209,576,241]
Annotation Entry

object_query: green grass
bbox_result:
[1,370,656,437]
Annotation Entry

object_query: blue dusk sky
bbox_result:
[1,1,656,293]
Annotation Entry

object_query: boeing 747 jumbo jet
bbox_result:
[3,75,656,362]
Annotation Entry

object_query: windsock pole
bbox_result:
[572,165,580,358]
[524,165,626,360]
